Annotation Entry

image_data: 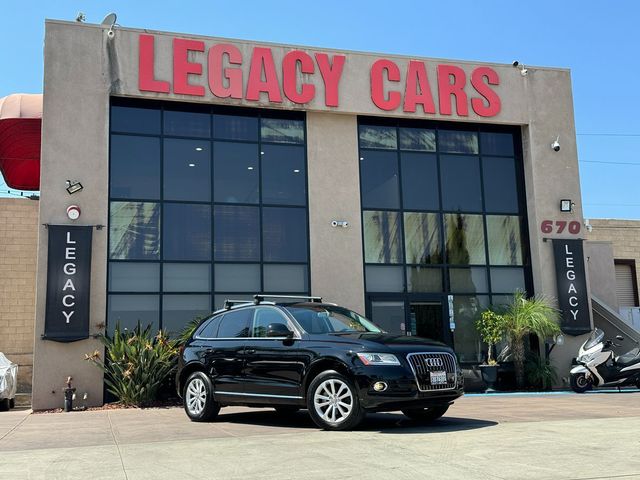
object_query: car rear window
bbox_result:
[196,316,222,338]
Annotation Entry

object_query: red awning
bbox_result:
[0,94,42,191]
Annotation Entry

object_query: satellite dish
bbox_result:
[101,13,117,26]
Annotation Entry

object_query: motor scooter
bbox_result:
[570,328,640,393]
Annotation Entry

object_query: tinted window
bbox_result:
[164,110,210,138]
[439,130,478,154]
[213,114,259,141]
[109,202,160,260]
[480,132,514,156]
[163,263,211,292]
[360,150,400,209]
[359,125,397,149]
[107,295,159,335]
[111,105,160,135]
[483,157,519,213]
[401,152,439,210]
[214,205,260,261]
[440,155,482,212]
[404,212,441,264]
[214,264,261,292]
[399,128,435,151]
[444,213,486,265]
[363,211,402,264]
[252,307,289,337]
[110,135,160,200]
[262,207,308,262]
[162,295,211,335]
[217,309,252,338]
[197,316,221,338]
[213,142,259,204]
[163,203,211,261]
[261,118,304,144]
[109,262,159,292]
[163,139,211,202]
[261,145,306,206]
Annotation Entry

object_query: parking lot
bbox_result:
[1,391,640,479]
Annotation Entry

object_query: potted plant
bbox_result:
[475,309,506,391]
[501,291,561,389]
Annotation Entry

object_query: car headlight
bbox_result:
[356,352,401,366]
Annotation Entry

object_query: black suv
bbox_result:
[177,295,463,430]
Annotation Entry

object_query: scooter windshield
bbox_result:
[584,328,604,350]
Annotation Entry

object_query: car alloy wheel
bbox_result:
[183,371,220,422]
[307,370,365,430]
[314,378,353,425]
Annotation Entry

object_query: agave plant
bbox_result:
[501,291,561,388]
[86,323,179,406]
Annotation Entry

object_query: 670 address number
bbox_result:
[540,220,581,234]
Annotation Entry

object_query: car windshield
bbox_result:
[584,328,604,350]
[284,305,383,334]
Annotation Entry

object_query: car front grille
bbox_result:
[406,352,458,391]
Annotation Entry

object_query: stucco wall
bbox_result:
[0,198,38,393]
[32,20,587,406]
[587,219,640,305]
[584,241,619,310]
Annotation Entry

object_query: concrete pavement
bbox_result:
[1,392,640,479]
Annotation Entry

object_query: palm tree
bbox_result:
[502,291,561,388]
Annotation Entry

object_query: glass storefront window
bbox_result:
[213,142,260,204]
[404,212,441,264]
[444,213,486,265]
[262,207,308,262]
[439,130,478,154]
[490,268,525,293]
[406,267,443,293]
[480,132,514,156]
[359,150,400,209]
[440,155,483,212]
[366,266,404,292]
[452,295,489,363]
[261,118,304,144]
[163,109,211,138]
[163,203,211,261]
[107,295,159,335]
[359,125,397,149]
[110,135,160,200]
[401,153,439,210]
[261,145,306,206]
[163,263,211,292]
[109,202,160,260]
[399,128,435,151]
[363,211,402,264]
[483,157,519,213]
[486,215,523,265]
[163,139,211,202]
[109,102,309,334]
[449,267,488,293]
[213,205,260,261]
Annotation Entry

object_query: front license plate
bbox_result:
[430,371,447,385]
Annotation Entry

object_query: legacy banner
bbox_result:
[44,225,92,342]
[552,239,591,336]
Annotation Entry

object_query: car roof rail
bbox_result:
[223,299,254,310]
[253,294,323,304]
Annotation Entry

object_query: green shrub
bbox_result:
[475,310,506,365]
[526,355,558,390]
[85,323,179,406]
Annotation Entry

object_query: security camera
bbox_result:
[551,136,560,152]
[512,61,519,67]
[107,28,115,39]
[340,221,349,228]
[331,220,338,227]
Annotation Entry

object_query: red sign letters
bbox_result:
[138,34,501,117]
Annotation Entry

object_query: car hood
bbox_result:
[315,332,453,353]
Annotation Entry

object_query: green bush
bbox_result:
[526,355,558,391]
[475,310,506,365]
[85,323,179,406]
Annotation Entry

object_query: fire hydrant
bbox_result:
[64,376,76,412]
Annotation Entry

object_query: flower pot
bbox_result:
[479,364,499,392]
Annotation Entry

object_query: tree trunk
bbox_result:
[511,337,526,388]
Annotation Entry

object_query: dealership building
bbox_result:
[1,19,638,410]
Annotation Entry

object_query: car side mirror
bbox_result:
[267,323,294,338]
[616,335,624,341]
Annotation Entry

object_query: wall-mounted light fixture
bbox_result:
[560,199,574,213]
[66,180,83,195]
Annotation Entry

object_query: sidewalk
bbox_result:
[1,393,640,479]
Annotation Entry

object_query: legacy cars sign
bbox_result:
[138,34,501,117]
[552,239,591,336]
[44,226,92,342]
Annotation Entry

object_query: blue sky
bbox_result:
[1,1,639,219]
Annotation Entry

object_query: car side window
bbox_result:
[217,309,252,338]
[251,307,289,337]
[196,316,222,338]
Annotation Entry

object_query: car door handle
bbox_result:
[245,348,256,354]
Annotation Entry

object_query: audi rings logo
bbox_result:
[425,358,444,368]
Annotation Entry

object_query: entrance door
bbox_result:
[367,295,450,345]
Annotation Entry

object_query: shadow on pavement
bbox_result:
[216,409,497,433]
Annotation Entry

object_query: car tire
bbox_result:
[9,398,15,409]
[0,398,9,412]
[402,404,450,422]
[307,370,365,431]
[183,371,220,422]
[274,406,300,415]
